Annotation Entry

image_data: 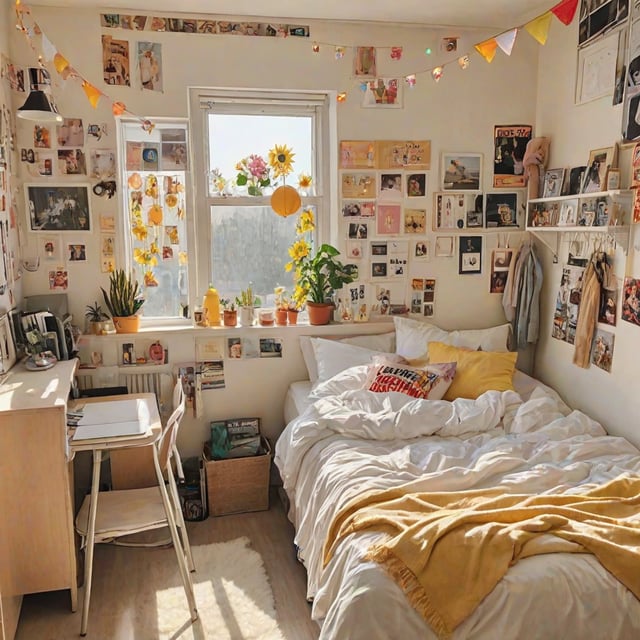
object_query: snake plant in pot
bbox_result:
[101,269,145,333]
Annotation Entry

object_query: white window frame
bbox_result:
[187,87,338,307]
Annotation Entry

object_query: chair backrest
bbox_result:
[157,380,186,472]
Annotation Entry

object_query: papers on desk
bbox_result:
[71,398,151,440]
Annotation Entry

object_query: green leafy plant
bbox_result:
[235,285,261,308]
[85,301,108,322]
[101,269,145,317]
[221,298,236,311]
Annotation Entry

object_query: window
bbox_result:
[118,119,190,321]
[189,88,333,310]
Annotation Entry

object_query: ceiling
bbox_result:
[28,0,556,30]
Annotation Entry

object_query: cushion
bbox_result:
[311,337,401,382]
[363,361,457,400]
[393,316,511,360]
[427,341,517,401]
[300,332,396,382]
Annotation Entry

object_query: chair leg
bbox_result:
[167,468,195,572]
[80,450,102,636]
[154,449,198,621]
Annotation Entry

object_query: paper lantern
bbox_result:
[271,185,301,217]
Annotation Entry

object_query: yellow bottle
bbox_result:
[202,283,221,327]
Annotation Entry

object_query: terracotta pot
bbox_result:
[112,315,141,333]
[286,309,299,325]
[275,308,288,326]
[223,310,237,327]
[306,302,333,326]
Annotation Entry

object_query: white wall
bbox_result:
[10,6,543,456]
[534,19,640,446]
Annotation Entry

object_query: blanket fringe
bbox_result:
[366,544,453,640]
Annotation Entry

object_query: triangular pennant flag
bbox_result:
[82,81,101,108]
[551,0,579,26]
[525,12,553,45]
[41,33,56,61]
[53,52,69,75]
[475,38,498,63]
[496,29,518,56]
[112,101,126,116]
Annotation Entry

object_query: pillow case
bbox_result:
[427,341,517,401]
[393,316,511,360]
[363,361,457,400]
[300,332,396,382]
[310,337,397,383]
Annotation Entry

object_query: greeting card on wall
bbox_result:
[340,141,375,169]
[406,172,427,196]
[379,173,403,200]
[403,208,426,233]
[413,240,431,261]
[341,201,375,217]
[341,172,376,197]
[361,78,402,108]
[591,328,615,372]
[377,141,431,170]
[377,204,401,234]
[493,125,531,188]
[458,236,482,274]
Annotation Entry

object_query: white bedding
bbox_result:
[275,366,640,639]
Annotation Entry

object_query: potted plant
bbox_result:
[101,269,145,333]
[235,285,261,327]
[84,301,109,335]
[221,299,237,327]
[287,208,357,325]
[273,286,289,326]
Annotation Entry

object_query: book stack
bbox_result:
[210,417,261,459]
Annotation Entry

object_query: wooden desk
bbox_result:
[0,359,78,640]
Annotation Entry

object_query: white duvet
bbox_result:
[274,365,640,640]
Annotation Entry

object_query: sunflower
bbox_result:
[268,144,295,178]
[288,238,311,263]
[297,207,315,234]
[298,173,313,189]
[133,248,158,267]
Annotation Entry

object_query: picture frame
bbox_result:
[484,191,520,228]
[568,166,586,195]
[558,198,579,226]
[441,152,482,190]
[493,124,531,188]
[542,168,565,198]
[24,183,92,232]
[578,0,629,46]
[581,146,617,193]
[605,167,621,190]
[575,31,619,104]
[459,236,482,274]
[434,235,454,258]
[361,78,402,108]
[433,192,469,230]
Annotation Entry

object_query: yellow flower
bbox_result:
[298,173,313,189]
[150,241,160,255]
[134,248,158,266]
[297,207,315,234]
[288,238,311,262]
[144,270,158,287]
[132,221,148,241]
[268,144,295,178]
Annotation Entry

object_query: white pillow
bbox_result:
[310,337,396,382]
[300,332,396,382]
[393,316,511,360]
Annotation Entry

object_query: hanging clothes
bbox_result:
[505,240,543,349]
[573,251,611,368]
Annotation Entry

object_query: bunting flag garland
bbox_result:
[551,0,579,26]
[496,29,518,56]
[82,80,101,108]
[475,38,498,63]
[525,13,554,45]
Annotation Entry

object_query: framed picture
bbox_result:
[485,191,520,228]
[24,183,92,232]
[575,31,619,104]
[542,168,565,198]
[605,168,621,190]
[434,235,454,258]
[631,142,640,187]
[361,78,402,108]
[568,166,586,194]
[441,152,482,190]
[433,192,469,230]
[558,198,579,226]
[581,146,617,193]
[459,236,482,274]
[578,0,629,46]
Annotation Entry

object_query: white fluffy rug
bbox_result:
[156,537,284,639]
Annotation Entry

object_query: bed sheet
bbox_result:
[275,366,640,639]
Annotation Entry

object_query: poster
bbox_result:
[493,124,532,188]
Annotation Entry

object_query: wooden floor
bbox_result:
[15,488,320,640]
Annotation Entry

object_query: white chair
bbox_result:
[74,387,197,636]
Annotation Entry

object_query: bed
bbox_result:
[275,318,640,640]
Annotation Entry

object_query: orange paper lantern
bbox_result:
[270,185,301,217]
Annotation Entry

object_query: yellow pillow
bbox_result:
[427,341,517,401]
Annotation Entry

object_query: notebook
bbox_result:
[72,398,151,440]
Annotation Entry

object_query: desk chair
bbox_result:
[74,391,198,636]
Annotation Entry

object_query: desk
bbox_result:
[68,393,161,636]
[0,359,78,640]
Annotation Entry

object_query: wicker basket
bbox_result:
[203,437,271,516]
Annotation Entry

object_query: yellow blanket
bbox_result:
[323,475,640,639]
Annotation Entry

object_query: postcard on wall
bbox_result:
[348,222,368,239]
[41,236,60,261]
[377,141,431,170]
[126,141,143,171]
[379,173,403,200]
[459,236,482,275]
[66,242,87,262]
[340,140,375,169]
[485,192,519,228]
[49,267,69,291]
[361,78,402,108]
[435,235,454,257]
[490,248,513,294]
[199,360,224,390]
[196,337,225,361]
[493,125,531,188]
[591,328,615,372]
[406,172,427,196]
[403,208,426,233]
[259,337,283,358]
[346,240,365,259]
[377,204,401,234]
[434,192,466,230]
[341,172,376,198]
[57,149,87,175]
[341,201,375,217]
[137,41,163,92]
[102,35,131,86]
[354,46,376,76]
[91,149,117,179]
[442,152,482,190]
[413,240,431,261]
[621,276,640,325]
[34,125,51,149]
